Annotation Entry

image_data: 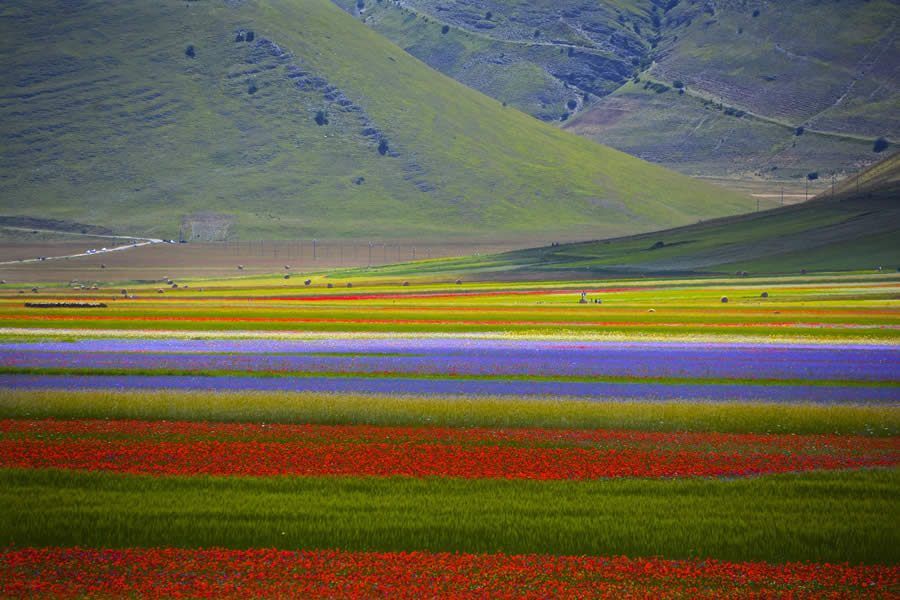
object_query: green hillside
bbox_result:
[331,0,651,122]
[336,0,898,184]
[570,0,900,180]
[347,153,900,279]
[0,0,758,241]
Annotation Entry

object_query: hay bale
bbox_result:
[31,288,39,293]
[284,274,290,279]
[120,289,128,295]
[720,296,728,303]
[761,292,769,298]
[304,279,312,286]
[284,265,291,270]
[100,264,106,269]
[347,282,353,288]
[327,283,333,288]
[402,281,409,287]
[237,265,244,270]
[455,279,462,285]
[157,289,164,294]
[647,308,655,313]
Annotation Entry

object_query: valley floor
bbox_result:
[0,271,896,596]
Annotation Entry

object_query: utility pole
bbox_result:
[805,179,808,201]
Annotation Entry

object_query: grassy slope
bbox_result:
[0,0,757,241]
[651,0,899,135]
[570,0,900,179]
[567,78,882,179]
[341,0,899,181]
[354,153,900,277]
[332,0,651,121]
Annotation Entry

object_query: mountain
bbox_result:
[335,0,899,188]
[0,0,760,242]
[348,153,900,279]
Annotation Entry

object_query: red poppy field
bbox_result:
[2,419,897,479]
[2,547,896,599]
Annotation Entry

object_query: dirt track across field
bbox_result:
[0,240,532,283]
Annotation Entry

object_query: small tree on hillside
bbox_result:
[873,137,890,153]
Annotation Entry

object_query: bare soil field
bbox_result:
[0,240,531,283]
[697,177,833,204]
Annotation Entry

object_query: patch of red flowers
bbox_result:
[1,547,896,599]
[1,419,896,480]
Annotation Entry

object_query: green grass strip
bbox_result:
[1,468,896,564]
[0,366,894,389]
[0,389,896,436]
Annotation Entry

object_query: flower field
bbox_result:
[2,419,897,479]
[2,338,897,403]
[0,272,897,596]
[3,547,897,599]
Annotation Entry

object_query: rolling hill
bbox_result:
[336,0,899,186]
[0,0,760,242]
[346,153,900,279]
